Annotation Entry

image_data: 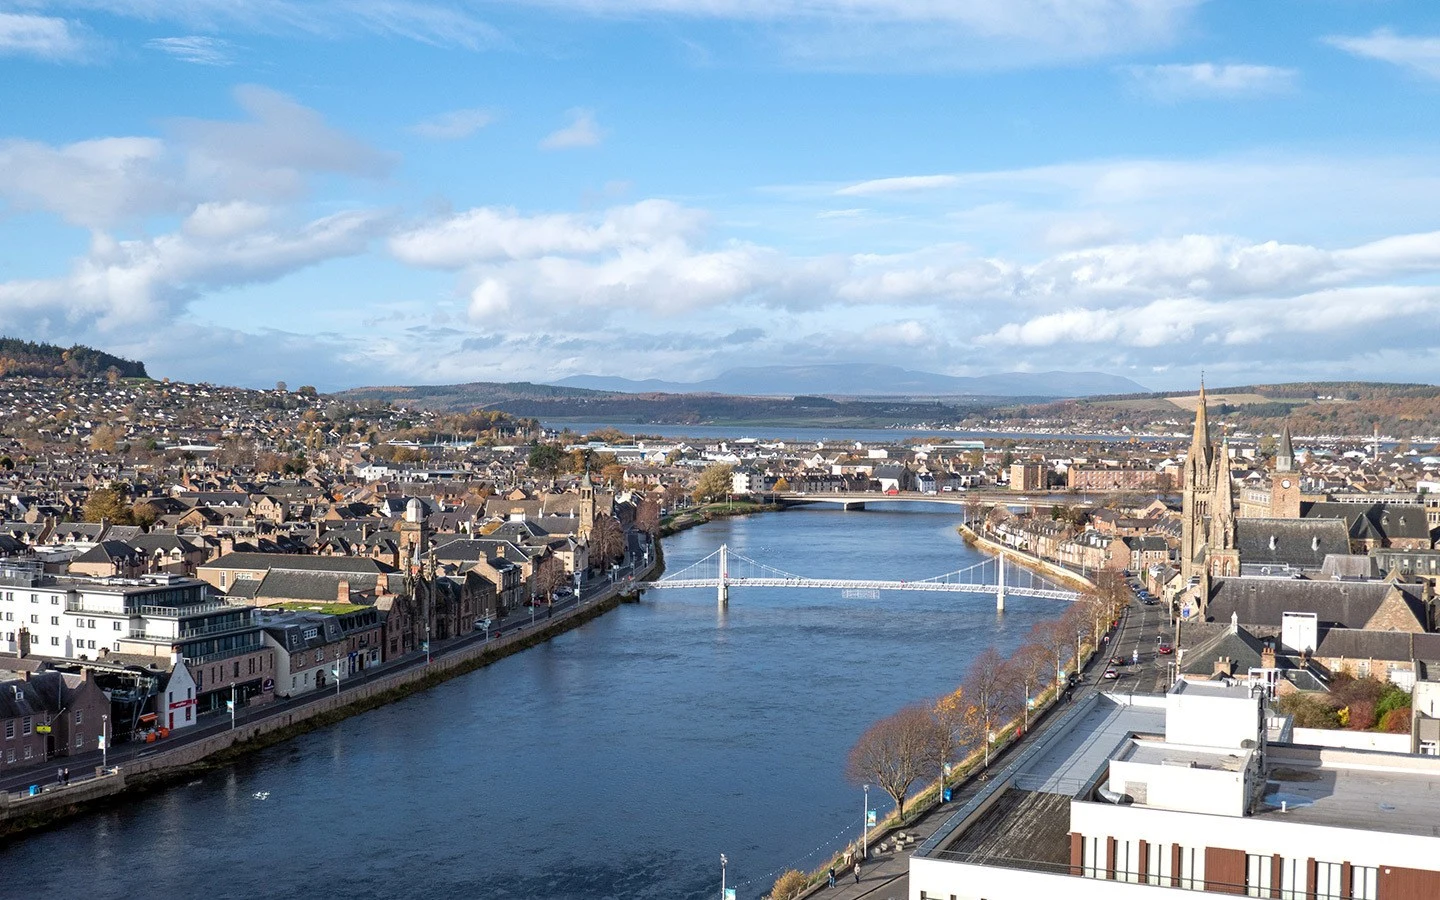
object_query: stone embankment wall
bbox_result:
[957,524,1096,592]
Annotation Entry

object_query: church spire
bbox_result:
[1191,379,1212,465]
[1276,421,1294,474]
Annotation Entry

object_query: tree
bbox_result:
[527,442,565,477]
[693,463,734,503]
[82,488,132,524]
[1010,642,1050,731]
[634,497,661,538]
[771,871,807,900]
[773,475,790,492]
[1030,616,1075,685]
[847,704,939,824]
[130,501,160,529]
[961,647,1017,769]
[931,688,967,787]
[532,555,566,603]
[589,514,625,568]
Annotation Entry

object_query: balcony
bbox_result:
[185,643,263,666]
[139,600,239,618]
[177,618,257,640]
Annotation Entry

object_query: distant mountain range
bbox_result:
[552,365,1147,398]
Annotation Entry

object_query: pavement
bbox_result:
[1,553,654,796]
[797,593,1170,900]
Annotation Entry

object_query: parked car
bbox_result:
[1103,668,1119,680]
[1157,643,1174,655]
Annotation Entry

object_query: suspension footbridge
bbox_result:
[645,544,1081,609]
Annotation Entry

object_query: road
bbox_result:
[809,591,1171,900]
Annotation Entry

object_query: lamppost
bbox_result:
[100,713,108,771]
[862,783,870,859]
[1076,630,1084,673]
[332,660,341,696]
[720,853,727,899]
[425,621,431,665]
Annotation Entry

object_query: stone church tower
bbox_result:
[1207,433,1240,578]
[1269,423,1302,518]
[399,497,430,573]
[578,470,596,543]
[1180,382,1215,580]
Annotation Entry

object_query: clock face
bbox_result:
[1281,479,1292,489]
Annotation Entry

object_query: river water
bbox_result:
[0,505,1064,899]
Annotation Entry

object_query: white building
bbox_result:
[910,678,1440,900]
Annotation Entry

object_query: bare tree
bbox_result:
[634,496,661,538]
[1010,642,1050,731]
[1030,618,1073,686]
[589,514,625,569]
[961,647,1018,769]
[847,704,939,823]
[931,688,967,789]
[532,554,566,603]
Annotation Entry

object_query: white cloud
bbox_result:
[837,174,961,196]
[409,108,496,140]
[0,136,173,227]
[0,12,87,60]
[1326,29,1440,80]
[507,0,1205,70]
[144,35,235,65]
[390,199,706,267]
[540,108,603,149]
[24,1,500,50]
[1123,62,1296,99]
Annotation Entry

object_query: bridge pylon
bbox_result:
[718,543,729,607]
[996,552,1006,612]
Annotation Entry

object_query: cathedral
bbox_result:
[1180,382,1239,585]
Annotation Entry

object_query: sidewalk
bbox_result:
[791,602,1154,900]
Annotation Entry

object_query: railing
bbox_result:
[185,643,263,666]
[140,601,238,618]
[177,618,256,640]
[917,850,1367,900]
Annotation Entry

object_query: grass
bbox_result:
[264,601,372,614]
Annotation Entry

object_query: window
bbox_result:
[28,614,37,623]
[233,661,240,678]
[248,657,255,675]
[1146,841,1167,885]
[219,572,226,588]
[4,721,12,739]
[185,706,191,722]
[22,716,31,735]
[87,640,95,649]
[1420,739,1439,756]
[1177,847,1205,891]
[314,649,323,663]
[30,594,37,603]
[1314,862,1344,900]
[1352,866,1377,900]
[113,621,121,631]
[292,676,297,689]
[74,709,82,725]
[87,619,95,629]
[1246,854,1274,898]
[50,637,58,646]
[50,596,58,605]
[75,734,82,749]
[23,746,32,759]
[50,616,59,625]
[4,749,13,763]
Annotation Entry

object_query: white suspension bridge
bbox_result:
[646,544,1080,609]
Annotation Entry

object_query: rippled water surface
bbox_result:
[1,505,1064,899]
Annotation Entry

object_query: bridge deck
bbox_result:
[645,578,1076,600]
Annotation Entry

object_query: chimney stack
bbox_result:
[1262,642,1277,670]
[337,578,351,604]
[1212,656,1235,678]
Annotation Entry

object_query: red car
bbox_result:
[1157,643,1173,655]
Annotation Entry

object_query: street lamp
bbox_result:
[425,621,431,665]
[100,713,108,771]
[862,783,870,859]
[720,853,727,900]
[331,660,341,696]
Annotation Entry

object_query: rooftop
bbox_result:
[1255,752,1440,839]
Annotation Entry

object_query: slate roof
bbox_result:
[1206,577,1427,629]
[252,569,381,602]
[1305,501,1433,545]
[1314,629,1440,662]
[205,552,395,575]
[1236,518,1350,571]
[72,540,143,565]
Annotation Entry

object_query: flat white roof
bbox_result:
[1257,761,1440,838]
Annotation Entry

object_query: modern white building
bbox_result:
[911,678,1440,900]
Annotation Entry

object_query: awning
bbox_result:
[138,713,158,723]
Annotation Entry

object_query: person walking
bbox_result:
[854,861,862,884]
[828,867,835,888]
[64,767,70,784]
[57,767,64,786]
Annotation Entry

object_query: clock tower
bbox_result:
[1270,423,1302,518]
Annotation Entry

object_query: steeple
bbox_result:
[1276,422,1294,473]
[1213,431,1235,541]
[1190,378,1213,470]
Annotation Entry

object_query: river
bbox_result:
[0,505,1066,899]
[542,421,1159,444]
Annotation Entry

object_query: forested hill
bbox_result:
[0,338,148,379]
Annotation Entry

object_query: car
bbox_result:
[1103,668,1119,680]
[1157,643,1174,655]
[1067,672,1083,686]
[1109,655,1126,666]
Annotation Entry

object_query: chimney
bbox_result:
[337,578,351,603]
[1212,656,1235,678]
[1262,642,1277,670]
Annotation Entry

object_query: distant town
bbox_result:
[3,365,1440,900]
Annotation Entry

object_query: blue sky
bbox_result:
[3,1,1440,392]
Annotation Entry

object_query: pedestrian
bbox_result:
[63,767,70,784]
[828,867,835,888]
[57,767,64,785]
[854,861,862,883]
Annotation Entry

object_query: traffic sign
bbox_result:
[35,725,51,734]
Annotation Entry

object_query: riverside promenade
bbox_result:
[789,596,1162,900]
[0,555,657,835]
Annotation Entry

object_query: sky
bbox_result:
[2,2,1440,392]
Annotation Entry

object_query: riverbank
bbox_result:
[957,523,1096,593]
[659,500,783,538]
[0,563,654,839]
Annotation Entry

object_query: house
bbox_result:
[0,669,109,769]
